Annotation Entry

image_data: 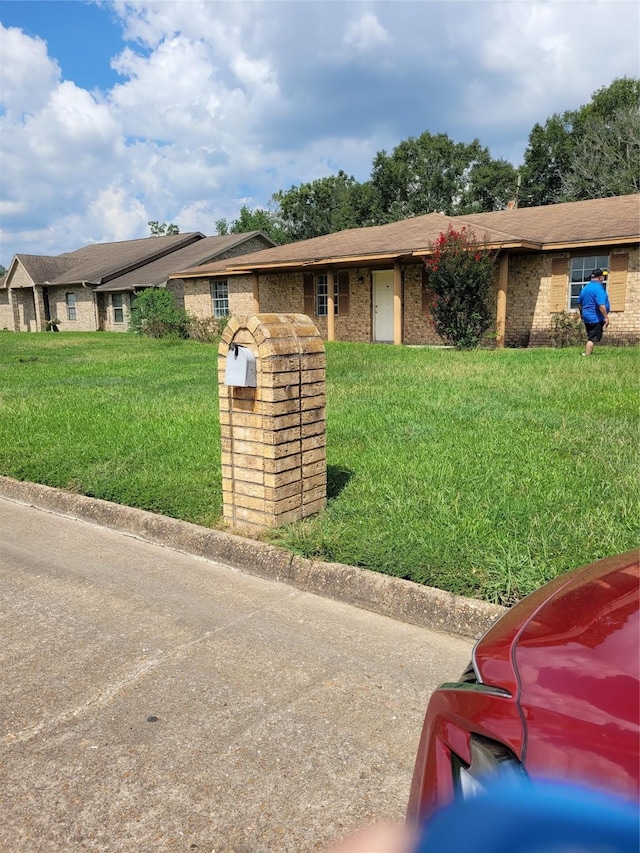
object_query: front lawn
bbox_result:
[1,331,637,603]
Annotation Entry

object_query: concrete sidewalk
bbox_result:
[0,476,505,639]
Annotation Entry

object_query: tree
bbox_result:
[272,171,372,242]
[559,105,640,200]
[0,264,7,277]
[519,114,580,207]
[423,226,497,349]
[128,288,189,338]
[228,205,287,244]
[369,132,516,221]
[148,221,180,236]
[461,157,519,214]
[519,77,640,206]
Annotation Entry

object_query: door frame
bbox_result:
[372,270,395,342]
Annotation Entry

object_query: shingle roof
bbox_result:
[50,232,205,285]
[14,254,81,283]
[12,234,205,287]
[173,195,640,278]
[459,194,640,247]
[93,232,273,291]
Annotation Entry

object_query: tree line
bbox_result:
[157,77,639,245]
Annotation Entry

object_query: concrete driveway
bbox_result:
[1,498,472,852]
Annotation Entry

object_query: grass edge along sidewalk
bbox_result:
[0,476,504,640]
[1,333,637,604]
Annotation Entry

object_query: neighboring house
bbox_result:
[171,195,640,347]
[0,231,276,333]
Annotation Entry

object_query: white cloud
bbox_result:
[459,1,640,127]
[1,0,638,265]
[0,24,60,116]
[86,184,149,242]
[343,10,392,53]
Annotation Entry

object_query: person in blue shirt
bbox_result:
[577,268,610,356]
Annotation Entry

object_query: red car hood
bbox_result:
[474,551,639,801]
[514,552,639,800]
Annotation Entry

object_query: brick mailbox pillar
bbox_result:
[218,313,327,531]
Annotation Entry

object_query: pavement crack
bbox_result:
[2,629,215,748]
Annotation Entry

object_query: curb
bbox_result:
[0,476,506,640]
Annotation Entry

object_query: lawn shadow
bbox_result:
[327,465,353,500]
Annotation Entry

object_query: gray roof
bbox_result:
[11,233,204,287]
[13,254,82,284]
[49,233,205,285]
[173,194,640,278]
[10,231,276,292]
[94,232,274,291]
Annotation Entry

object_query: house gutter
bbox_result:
[411,239,541,257]
[542,236,639,251]
[226,251,406,274]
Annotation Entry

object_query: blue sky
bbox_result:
[1,0,639,267]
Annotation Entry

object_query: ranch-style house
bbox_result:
[172,194,640,348]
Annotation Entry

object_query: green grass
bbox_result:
[1,331,638,603]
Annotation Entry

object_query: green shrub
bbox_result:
[187,314,229,343]
[129,288,189,338]
[551,311,584,348]
[423,226,496,349]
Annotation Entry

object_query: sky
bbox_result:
[0,0,639,268]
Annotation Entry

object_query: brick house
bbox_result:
[171,194,639,347]
[0,231,275,333]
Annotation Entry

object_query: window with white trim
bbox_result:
[112,293,124,324]
[570,255,609,309]
[316,273,338,317]
[211,280,229,318]
[66,292,76,321]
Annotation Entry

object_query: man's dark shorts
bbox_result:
[584,321,605,343]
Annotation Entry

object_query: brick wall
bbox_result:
[179,238,273,317]
[186,247,640,348]
[101,292,132,332]
[223,236,274,258]
[508,247,640,346]
[403,263,446,346]
[0,288,13,330]
[183,274,254,319]
[609,247,640,344]
[218,314,326,531]
[47,286,98,332]
[14,289,38,331]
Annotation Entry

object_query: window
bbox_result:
[66,292,76,321]
[570,255,608,309]
[211,280,229,318]
[112,293,124,324]
[315,273,338,317]
[304,271,349,318]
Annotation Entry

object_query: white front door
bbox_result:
[373,270,394,342]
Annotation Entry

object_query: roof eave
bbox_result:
[541,236,640,251]
[411,239,541,256]
[226,250,420,274]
